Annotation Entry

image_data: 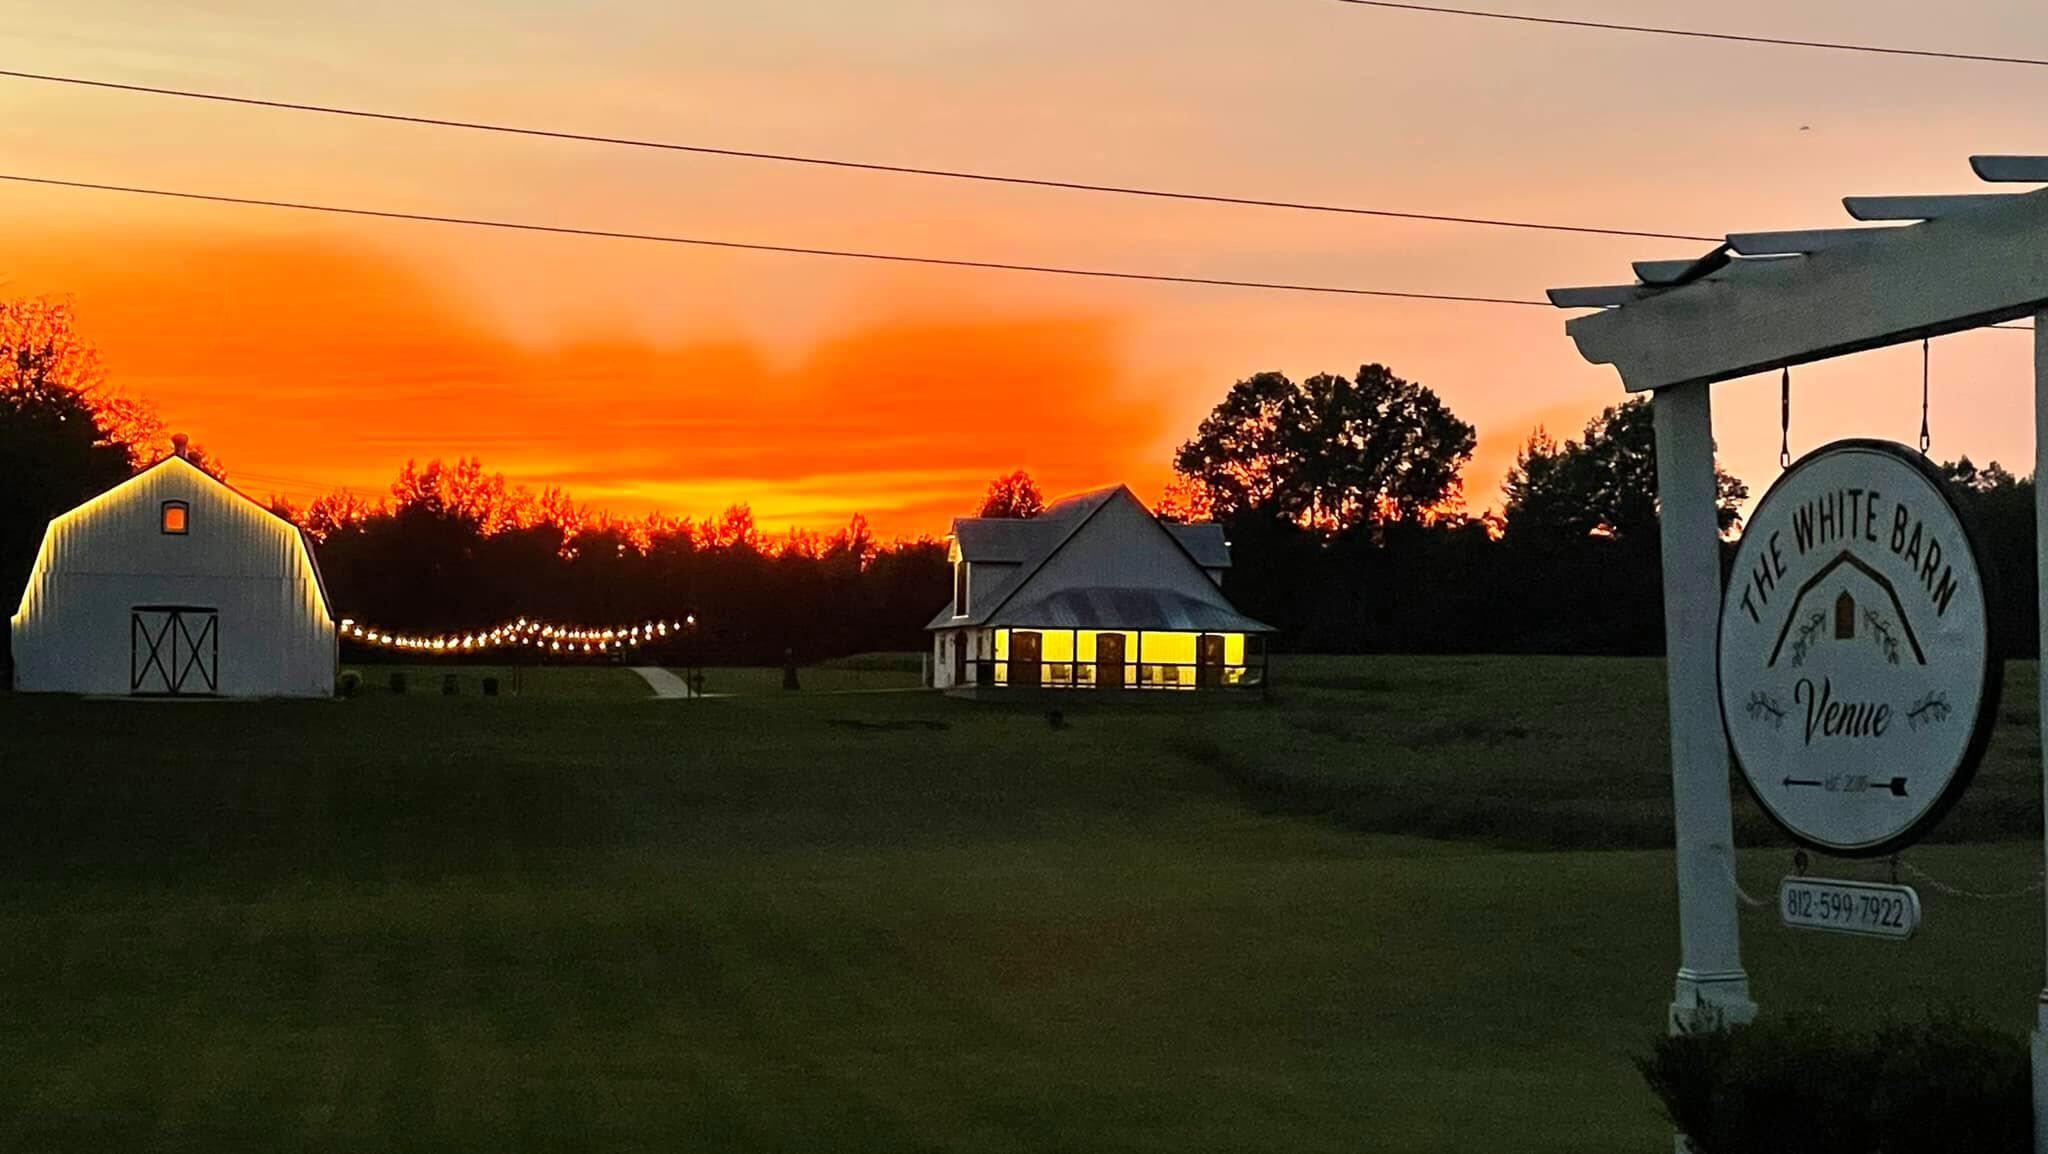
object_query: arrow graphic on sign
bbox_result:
[1783,777,1824,788]
[1875,777,1909,797]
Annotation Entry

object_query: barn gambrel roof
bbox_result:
[12,453,334,625]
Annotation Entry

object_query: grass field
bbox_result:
[1,656,2042,1151]
[343,652,926,698]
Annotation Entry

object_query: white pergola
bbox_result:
[1551,154,2048,1133]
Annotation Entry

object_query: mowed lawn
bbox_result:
[0,656,2043,1152]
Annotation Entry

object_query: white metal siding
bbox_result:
[11,458,336,697]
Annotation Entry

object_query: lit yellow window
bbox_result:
[161,501,189,535]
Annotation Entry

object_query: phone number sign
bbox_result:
[1779,877,1921,941]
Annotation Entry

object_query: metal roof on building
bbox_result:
[951,517,1065,563]
[928,486,1253,632]
[1164,522,1230,569]
[952,491,1229,569]
[992,586,1273,634]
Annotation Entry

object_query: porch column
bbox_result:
[1651,382,1756,1033]
[2031,308,2048,1154]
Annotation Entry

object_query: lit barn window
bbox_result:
[161,500,189,535]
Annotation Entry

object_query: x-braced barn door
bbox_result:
[131,606,219,695]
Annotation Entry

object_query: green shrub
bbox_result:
[337,670,361,699]
[1638,1014,2030,1154]
[1869,1018,2033,1153]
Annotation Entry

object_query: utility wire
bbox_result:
[0,173,1554,306]
[0,68,1717,244]
[4,174,2035,323]
[1332,1,2048,69]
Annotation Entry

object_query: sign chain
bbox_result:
[1723,863,1770,910]
[1899,857,2044,901]
[1731,859,2041,911]
[1779,367,1792,469]
[1919,337,1932,456]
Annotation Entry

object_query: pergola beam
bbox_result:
[1545,284,1659,308]
[1565,184,2048,391]
[1843,194,2018,221]
[1973,155,2048,183]
[1724,227,1898,256]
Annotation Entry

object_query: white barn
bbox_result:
[928,485,1271,691]
[10,446,336,697]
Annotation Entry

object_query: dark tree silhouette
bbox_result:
[1501,398,1747,543]
[0,299,182,674]
[1173,364,1475,534]
[1938,457,2036,657]
[295,455,951,665]
[978,470,1045,519]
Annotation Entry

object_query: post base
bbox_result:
[1668,970,1757,1035]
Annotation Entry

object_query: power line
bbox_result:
[0,67,1717,244]
[1332,1,2048,68]
[0,173,1555,306]
[10,173,2032,326]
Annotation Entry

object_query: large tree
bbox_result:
[1937,457,2036,658]
[1501,398,1748,543]
[978,470,1045,519]
[1172,364,1475,534]
[1,300,167,670]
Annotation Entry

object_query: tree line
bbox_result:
[1168,365,2037,657]
[2,295,2039,674]
[0,298,949,669]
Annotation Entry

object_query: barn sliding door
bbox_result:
[131,606,219,695]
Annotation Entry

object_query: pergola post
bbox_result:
[2033,308,2048,1154]
[1652,383,1757,1034]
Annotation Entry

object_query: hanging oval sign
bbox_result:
[1718,439,2000,857]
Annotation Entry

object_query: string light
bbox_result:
[335,615,693,655]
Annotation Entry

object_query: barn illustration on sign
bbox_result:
[1718,441,1997,857]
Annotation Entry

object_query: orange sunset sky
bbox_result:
[5,1,2048,536]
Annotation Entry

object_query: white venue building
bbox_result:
[10,442,337,697]
[927,486,1271,692]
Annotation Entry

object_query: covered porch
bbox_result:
[960,586,1273,692]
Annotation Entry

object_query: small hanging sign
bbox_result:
[1718,440,2000,857]
[1778,877,1921,940]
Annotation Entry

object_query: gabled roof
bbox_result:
[928,488,1122,630]
[994,586,1272,633]
[950,487,1123,563]
[952,517,1065,563]
[14,453,334,622]
[1165,522,1230,569]
[928,485,1255,631]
